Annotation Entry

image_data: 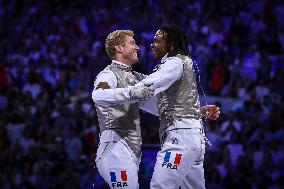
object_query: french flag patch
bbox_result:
[110,170,128,188]
[162,151,183,170]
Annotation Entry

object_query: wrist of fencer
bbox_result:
[128,86,139,101]
[129,89,140,101]
[128,86,149,101]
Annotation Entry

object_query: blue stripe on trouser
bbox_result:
[164,151,171,162]
[110,172,117,182]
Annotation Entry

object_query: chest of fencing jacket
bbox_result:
[95,63,141,157]
[157,55,201,137]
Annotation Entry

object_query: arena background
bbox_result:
[0,0,283,188]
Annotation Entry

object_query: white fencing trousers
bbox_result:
[151,119,206,189]
[95,130,140,189]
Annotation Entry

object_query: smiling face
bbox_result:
[105,30,139,66]
[151,30,167,60]
[119,35,139,65]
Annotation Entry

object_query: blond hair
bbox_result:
[105,30,134,59]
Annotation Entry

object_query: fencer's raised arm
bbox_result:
[135,56,183,95]
[92,70,154,106]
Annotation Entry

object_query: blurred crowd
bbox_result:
[0,0,284,188]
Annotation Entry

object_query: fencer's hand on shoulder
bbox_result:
[128,83,155,102]
[201,105,220,120]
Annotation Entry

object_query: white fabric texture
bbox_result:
[136,56,184,96]
[150,120,205,189]
[95,130,140,189]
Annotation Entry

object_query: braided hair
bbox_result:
[159,25,189,57]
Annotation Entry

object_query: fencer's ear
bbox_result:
[114,45,123,53]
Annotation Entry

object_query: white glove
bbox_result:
[128,83,154,101]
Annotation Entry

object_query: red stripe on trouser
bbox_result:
[121,170,128,181]
[174,153,182,165]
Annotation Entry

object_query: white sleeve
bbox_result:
[92,70,133,106]
[139,96,159,116]
[136,57,183,96]
[92,87,136,106]
[94,70,117,89]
